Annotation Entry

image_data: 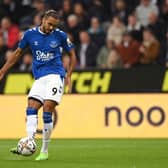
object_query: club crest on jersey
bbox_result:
[50,41,58,48]
[34,41,38,46]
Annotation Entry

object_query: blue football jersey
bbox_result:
[18,27,74,79]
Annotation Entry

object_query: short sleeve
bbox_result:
[60,31,74,52]
[18,30,29,49]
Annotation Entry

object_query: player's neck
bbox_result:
[39,26,44,33]
[39,26,46,35]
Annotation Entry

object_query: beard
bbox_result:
[41,25,52,34]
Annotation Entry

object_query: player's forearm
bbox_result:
[0,48,22,74]
[67,49,77,77]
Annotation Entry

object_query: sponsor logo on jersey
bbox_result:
[36,50,54,61]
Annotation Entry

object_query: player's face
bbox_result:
[41,16,60,34]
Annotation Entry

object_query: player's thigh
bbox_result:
[28,79,45,104]
[45,74,64,104]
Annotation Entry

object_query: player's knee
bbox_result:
[43,112,52,123]
[28,99,42,109]
[43,101,56,112]
[43,105,52,112]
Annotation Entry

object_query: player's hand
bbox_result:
[0,70,4,80]
[65,75,72,93]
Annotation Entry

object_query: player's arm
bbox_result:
[60,30,77,93]
[0,47,23,80]
[65,48,77,93]
[67,48,76,77]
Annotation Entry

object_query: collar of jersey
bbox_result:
[38,27,54,35]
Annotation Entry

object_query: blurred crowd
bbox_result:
[0,0,167,71]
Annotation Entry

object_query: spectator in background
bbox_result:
[0,0,167,70]
[148,11,166,42]
[127,13,144,41]
[0,17,20,49]
[32,13,42,27]
[19,0,47,29]
[12,29,25,50]
[106,48,123,69]
[135,0,159,27]
[20,0,34,18]
[88,0,106,21]
[19,52,32,72]
[111,0,139,15]
[0,36,8,68]
[88,16,105,48]
[117,32,141,68]
[0,4,8,22]
[61,0,73,23]
[160,0,168,27]
[0,0,22,24]
[32,0,47,16]
[111,0,128,24]
[73,2,90,30]
[148,11,167,63]
[77,30,98,68]
[65,14,80,46]
[139,28,160,64]
[97,38,115,68]
[107,15,126,45]
[118,0,139,14]
[46,0,62,9]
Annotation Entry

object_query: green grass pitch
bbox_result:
[0,139,168,168]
